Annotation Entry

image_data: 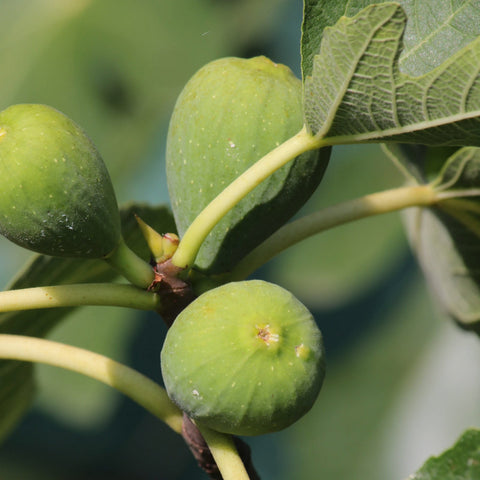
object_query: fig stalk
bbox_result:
[194,423,251,480]
[104,237,155,289]
[171,127,322,271]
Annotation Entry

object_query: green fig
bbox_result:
[166,56,330,274]
[0,104,121,258]
[161,280,325,436]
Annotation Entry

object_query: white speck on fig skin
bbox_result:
[295,343,310,360]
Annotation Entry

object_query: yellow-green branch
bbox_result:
[171,127,321,270]
[0,334,250,480]
[231,184,437,280]
[196,423,251,480]
[0,334,182,433]
[0,283,160,313]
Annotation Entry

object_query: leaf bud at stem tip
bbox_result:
[136,215,180,264]
[135,215,165,262]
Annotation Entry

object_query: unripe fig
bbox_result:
[166,56,330,274]
[0,104,121,258]
[161,280,325,436]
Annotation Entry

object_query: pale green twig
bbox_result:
[171,126,322,270]
[0,334,250,479]
[0,283,160,313]
[0,334,183,432]
[196,423,251,480]
[231,184,437,280]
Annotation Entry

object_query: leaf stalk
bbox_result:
[171,127,321,270]
[231,184,437,279]
[0,283,160,313]
[0,334,183,432]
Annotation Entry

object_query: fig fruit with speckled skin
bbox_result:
[166,56,330,274]
[0,104,121,258]
[161,280,325,436]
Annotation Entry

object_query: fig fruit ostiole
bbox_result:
[166,56,330,274]
[161,280,325,436]
[0,104,153,288]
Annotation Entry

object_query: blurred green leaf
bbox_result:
[0,363,34,446]
[434,147,480,194]
[301,0,480,79]
[409,429,480,480]
[0,203,174,442]
[402,148,480,331]
[382,143,460,184]
[279,272,479,480]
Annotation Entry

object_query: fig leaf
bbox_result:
[409,429,480,480]
[304,3,480,146]
[403,147,480,332]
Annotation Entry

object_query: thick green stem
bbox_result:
[0,283,160,313]
[171,126,321,270]
[0,334,183,432]
[195,423,251,480]
[231,184,437,280]
[104,237,155,288]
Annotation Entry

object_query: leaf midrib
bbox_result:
[321,108,480,146]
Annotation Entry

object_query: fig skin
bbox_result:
[166,56,330,274]
[0,104,121,258]
[161,280,325,436]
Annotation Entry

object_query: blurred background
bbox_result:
[0,1,479,479]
